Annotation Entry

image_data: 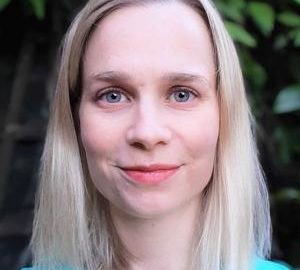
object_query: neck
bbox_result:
[110,197,202,270]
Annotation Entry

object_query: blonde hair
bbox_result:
[31,0,271,269]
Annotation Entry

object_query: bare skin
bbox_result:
[80,2,218,269]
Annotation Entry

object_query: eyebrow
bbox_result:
[87,70,212,90]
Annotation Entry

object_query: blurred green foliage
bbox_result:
[273,84,300,114]
[215,0,300,266]
[215,0,300,165]
[0,0,45,19]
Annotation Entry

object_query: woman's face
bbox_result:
[79,2,219,218]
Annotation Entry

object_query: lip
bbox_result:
[118,164,181,184]
[120,164,180,171]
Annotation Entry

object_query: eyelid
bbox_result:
[168,86,199,98]
[95,85,199,103]
[95,87,130,101]
[171,84,197,91]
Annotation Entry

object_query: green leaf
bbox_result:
[0,0,11,11]
[289,28,300,47]
[248,62,266,89]
[225,21,257,47]
[241,51,267,89]
[216,2,244,23]
[294,29,300,46]
[278,11,300,27]
[293,0,300,5]
[248,2,275,36]
[27,0,46,20]
[273,84,300,113]
[273,127,292,164]
[273,34,289,50]
[273,188,300,203]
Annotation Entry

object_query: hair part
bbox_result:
[30,0,271,269]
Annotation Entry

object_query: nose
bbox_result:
[126,101,172,151]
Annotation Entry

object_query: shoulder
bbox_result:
[255,258,292,270]
[21,260,292,270]
[20,268,72,270]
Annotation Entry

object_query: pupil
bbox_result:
[176,91,189,102]
[108,92,121,102]
[179,92,185,98]
[111,93,117,99]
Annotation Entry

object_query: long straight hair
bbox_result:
[30,0,271,269]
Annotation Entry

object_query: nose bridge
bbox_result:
[126,96,171,150]
[137,95,160,126]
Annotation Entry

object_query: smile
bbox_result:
[118,164,181,185]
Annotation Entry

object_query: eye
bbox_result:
[169,87,198,103]
[96,88,129,103]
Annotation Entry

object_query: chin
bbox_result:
[111,188,199,220]
[110,191,182,219]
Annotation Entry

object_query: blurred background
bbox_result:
[0,0,299,269]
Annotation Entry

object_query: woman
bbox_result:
[22,0,290,269]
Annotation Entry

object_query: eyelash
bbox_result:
[95,88,129,103]
[95,87,199,104]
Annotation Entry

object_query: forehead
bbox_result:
[95,2,207,39]
[82,1,215,84]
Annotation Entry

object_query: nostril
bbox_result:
[125,114,172,150]
[131,142,147,150]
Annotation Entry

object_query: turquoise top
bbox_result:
[255,258,291,269]
[21,258,291,270]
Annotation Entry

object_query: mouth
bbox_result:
[118,164,181,184]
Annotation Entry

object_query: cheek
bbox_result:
[79,109,117,194]
[180,107,219,191]
[180,109,219,159]
[79,109,120,157]
[187,135,218,194]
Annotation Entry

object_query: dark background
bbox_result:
[0,0,299,269]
